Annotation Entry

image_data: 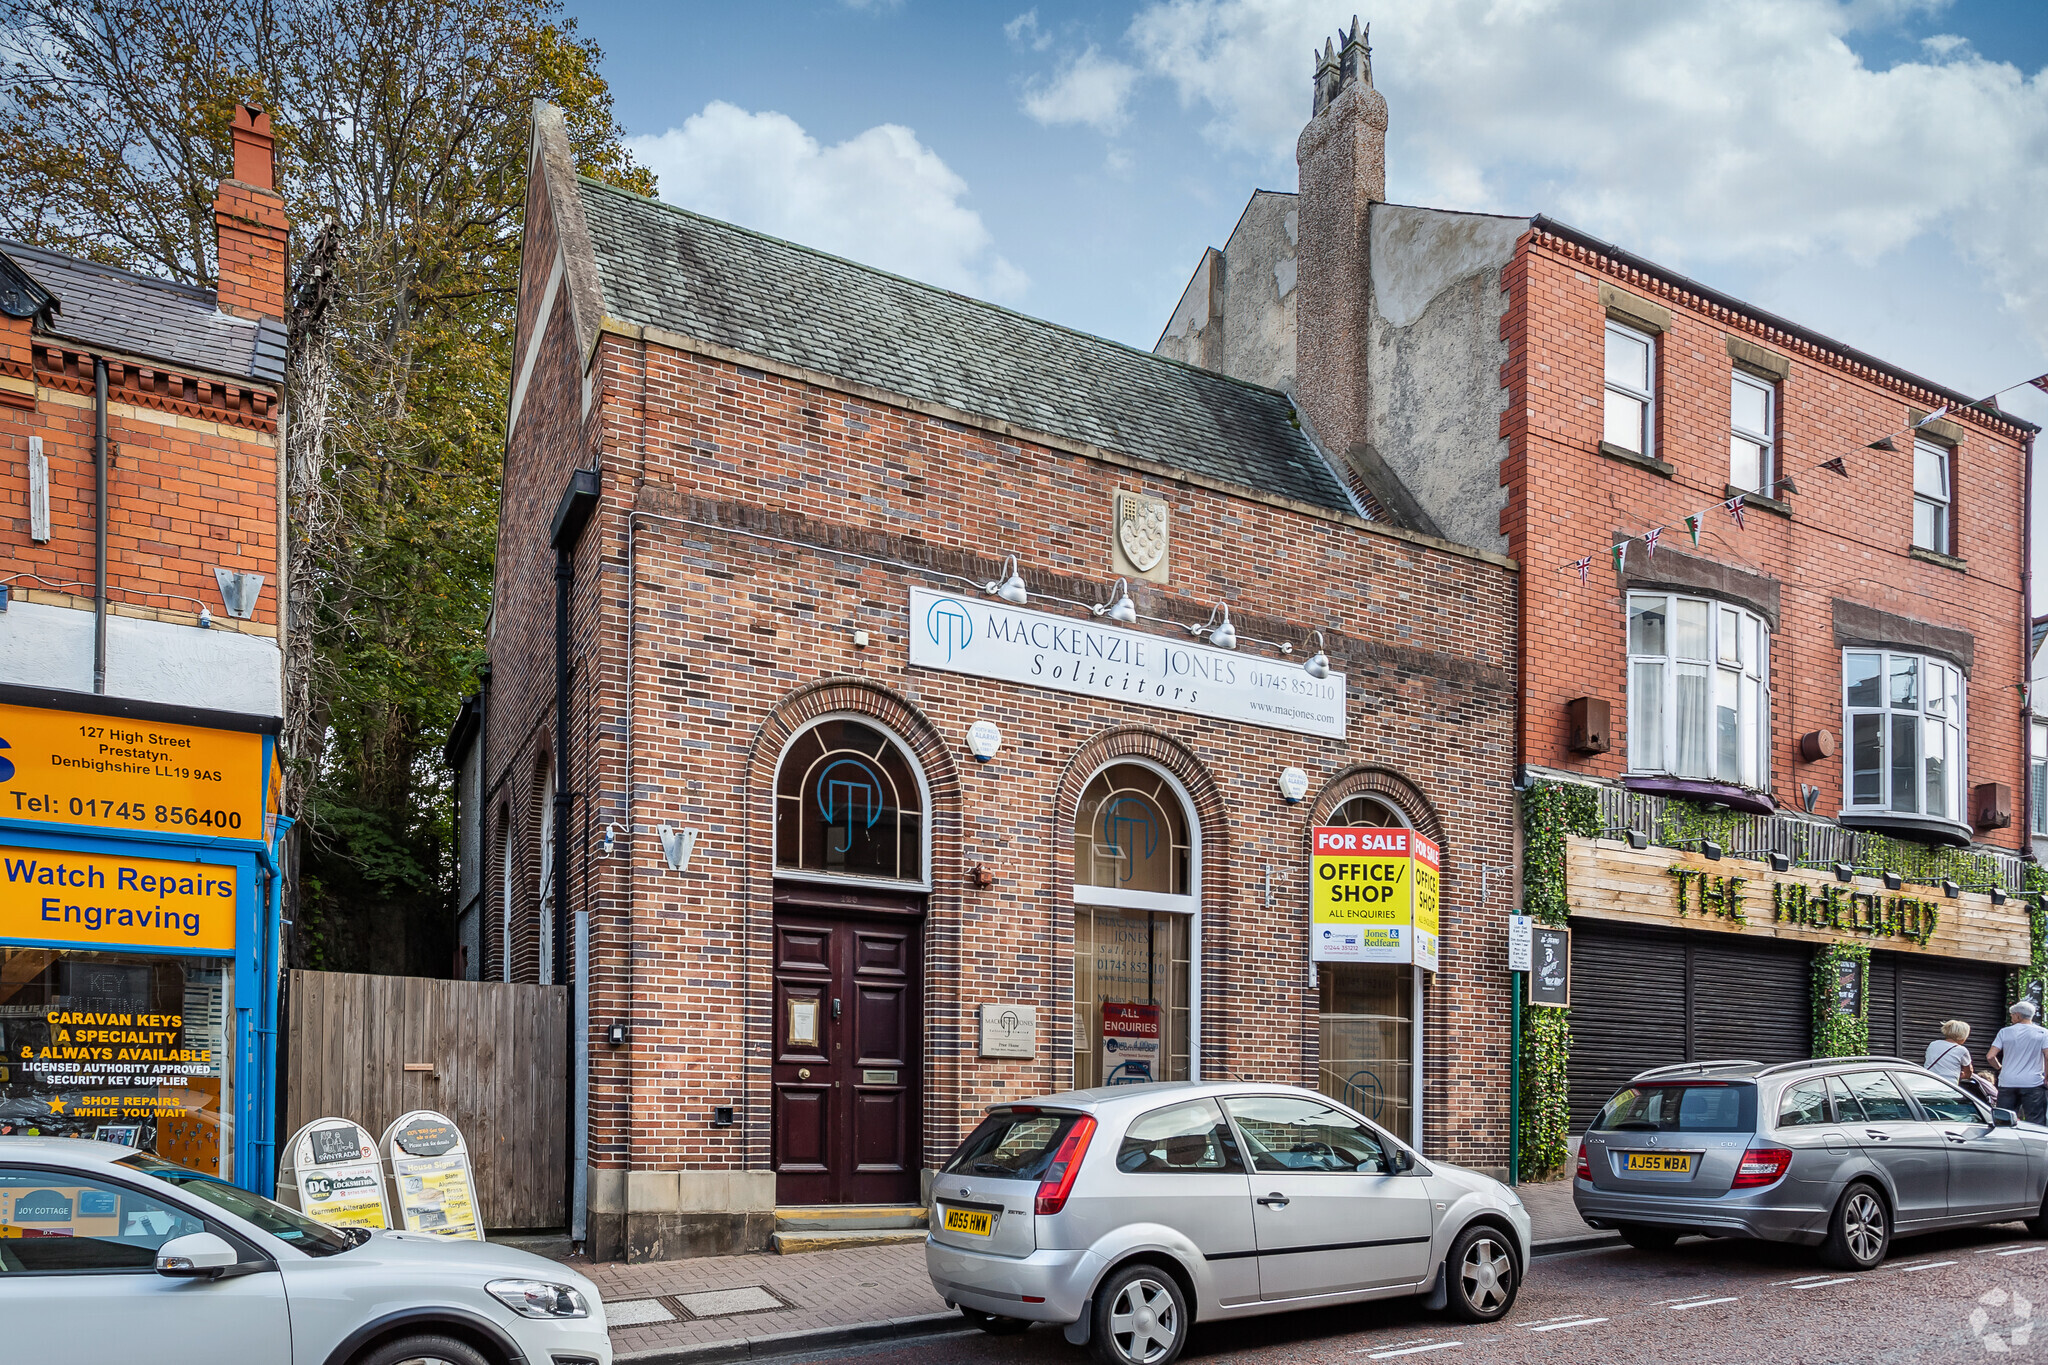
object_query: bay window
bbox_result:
[1627,592,1770,789]
[1844,650,1964,824]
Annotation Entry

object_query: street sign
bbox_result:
[1528,926,1571,1008]
[1507,914,1533,973]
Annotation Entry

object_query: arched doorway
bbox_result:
[770,716,929,1205]
[1071,761,1200,1089]
[1318,793,1418,1141]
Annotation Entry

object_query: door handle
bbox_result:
[832,997,842,1021]
[1257,1193,1290,1208]
[1946,1133,1968,1143]
[1864,1130,1891,1141]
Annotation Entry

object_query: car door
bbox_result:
[1108,1098,1260,1307]
[1834,1071,1947,1229]
[1772,1077,1855,1178]
[1897,1071,2032,1220]
[0,1164,293,1365]
[1222,1094,1432,1301]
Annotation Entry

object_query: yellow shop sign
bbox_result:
[0,846,236,952]
[0,703,265,839]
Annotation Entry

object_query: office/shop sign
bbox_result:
[0,701,266,839]
[1309,826,1440,971]
[907,588,1346,739]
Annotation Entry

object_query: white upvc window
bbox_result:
[1604,321,1655,456]
[1845,650,1964,822]
[2030,721,2047,838]
[1729,372,1774,494]
[1913,440,1951,554]
[1627,593,1771,789]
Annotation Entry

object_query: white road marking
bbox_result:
[1526,1318,1609,1332]
[1668,1296,1740,1311]
[1651,1292,1722,1305]
[1997,1246,2045,1256]
[1365,1344,1464,1359]
[1773,1274,1843,1286]
[1976,1247,2008,1254]
[1787,1277,1857,1289]
[1890,1260,1958,1273]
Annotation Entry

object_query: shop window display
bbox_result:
[0,949,231,1180]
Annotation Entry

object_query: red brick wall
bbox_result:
[1501,230,2032,844]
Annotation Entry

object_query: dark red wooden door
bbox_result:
[772,894,922,1204]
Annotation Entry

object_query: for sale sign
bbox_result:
[1310,827,1440,971]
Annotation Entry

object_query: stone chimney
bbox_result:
[213,104,288,321]
[1294,17,1384,470]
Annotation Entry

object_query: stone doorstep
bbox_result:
[770,1226,928,1255]
[773,1203,928,1231]
[612,1312,963,1365]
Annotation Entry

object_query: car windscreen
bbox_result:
[1592,1082,1757,1133]
[942,1109,1085,1181]
[117,1153,356,1258]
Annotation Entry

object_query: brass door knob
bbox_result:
[798,1068,811,1080]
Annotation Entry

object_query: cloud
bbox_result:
[840,0,903,10]
[628,102,1027,304]
[1118,0,2048,351]
[1021,45,1141,133]
[1004,8,1052,51]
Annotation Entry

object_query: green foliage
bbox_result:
[1812,943,1870,1058]
[1517,781,1598,1180]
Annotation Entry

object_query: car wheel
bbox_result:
[1618,1222,1682,1251]
[960,1305,1030,1335]
[1088,1262,1189,1365]
[1820,1182,1890,1271]
[1444,1223,1519,1322]
[351,1334,490,1365]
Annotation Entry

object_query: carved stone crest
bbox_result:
[1113,491,1170,581]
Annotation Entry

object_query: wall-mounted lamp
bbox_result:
[1769,853,1790,873]
[1943,879,1960,899]
[601,823,618,858]
[1833,861,1854,882]
[1277,767,1310,804]
[966,720,1003,762]
[1094,577,1138,624]
[658,825,700,872]
[198,606,213,629]
[1883,872,1902,891]
[1993,888,2009,906]
[1195,603,1237,650]
[212,566,265,620]
[1700,839,1723,862]
[606,1021,628,1047]
[985,555,1028,605]
[1301,631,1331,680]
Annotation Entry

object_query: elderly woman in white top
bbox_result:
[1925,1020,1976,1083]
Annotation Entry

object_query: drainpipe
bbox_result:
[93,356,108,693]
[549,468,599,1248]
[2024,430,2037,868]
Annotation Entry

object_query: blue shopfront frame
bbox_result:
[0,735,284,1196]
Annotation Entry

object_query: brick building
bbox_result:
[1161,22,2040,1167]
[0,106,289,1189]
[478,101,1519,1259]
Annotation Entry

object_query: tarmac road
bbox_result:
[780,1223,2048,1365]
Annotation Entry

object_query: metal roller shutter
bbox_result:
[1566,920,1811,1136]
[1868,951,2010,1071]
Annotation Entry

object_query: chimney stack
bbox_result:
[214,104,288,321]
[1294,16,1384,472]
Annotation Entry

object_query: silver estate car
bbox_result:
[925,1081,1532,1365]
[1575,1056,2048,1270]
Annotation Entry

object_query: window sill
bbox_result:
[1724,485,1792,518]
[1909,546,1967,573]
[1624,774,1776,816]
[1598,442,1675,478]
[1836,808,1973,848]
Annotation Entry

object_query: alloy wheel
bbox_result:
[1108,1275,1181,1364]
[1461,1234,1514,1312]
[1844,1189,1885,1264]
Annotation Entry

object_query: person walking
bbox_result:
[1988,1001,2048,1123]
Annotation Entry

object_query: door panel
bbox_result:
[772,898,924,1204]
[1835,1071,1946,1228]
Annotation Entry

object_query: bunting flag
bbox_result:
[2031,374,2048,395]
[1611,540,1628,574]
[1573,556,1593,585]
[1643,526,1662,559]
[1821,456,1849,477]
[1916,406,1950,427]
[1724,494,1746,531]
[1684,512,1703,547]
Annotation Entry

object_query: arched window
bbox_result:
[775,718,927,883]
[1326,794,1404,829]
[1316,786,1415,1141]
[1072,762,1198,1090]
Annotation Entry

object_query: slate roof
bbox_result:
[1,240,286,386]
[575,180,1356,515]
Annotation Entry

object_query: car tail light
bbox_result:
[1576,1147,1591,1181]
[1732,1144,1793,1189]
[1034,1115,1098,1215]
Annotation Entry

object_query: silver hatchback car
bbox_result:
[1575,1056,2048,1270]
[925,1081,1532,1365]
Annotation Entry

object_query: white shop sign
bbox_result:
[908,587,1346,739]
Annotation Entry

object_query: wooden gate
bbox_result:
[283,970,567,1230]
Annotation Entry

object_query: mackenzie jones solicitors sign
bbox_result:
[908,588,1346,739]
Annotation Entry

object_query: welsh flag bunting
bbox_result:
[1724,494,1746,531]
[1573,556,1593,585]
[1611,540,1629,574]
[1684,513,1703,547]
[1643,526,1662,559]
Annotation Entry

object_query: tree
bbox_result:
[0,0,652,972]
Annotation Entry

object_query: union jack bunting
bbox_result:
[1643,526,1662,558]
[1820,456,1849,477]
[1573,556,1593,585]
[1916,406,1950,427]
[1725,494,1746,531]
[2031,374,2048,395]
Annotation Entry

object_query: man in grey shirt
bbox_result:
[1989,1001,2048,1123]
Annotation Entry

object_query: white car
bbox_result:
[0,1137,609,1365]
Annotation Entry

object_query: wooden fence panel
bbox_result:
[284,970,567,1230]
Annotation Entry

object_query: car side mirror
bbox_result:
[156,1231,238,1278]
[1993,1108,2019,1128]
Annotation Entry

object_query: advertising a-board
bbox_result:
[380,1109,484,1241]
[279,1117,389,1230]
[1310,827,1440,971]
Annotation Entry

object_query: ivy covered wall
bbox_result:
[1811,942,1870,1057]
[1517,782,1597,1180]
